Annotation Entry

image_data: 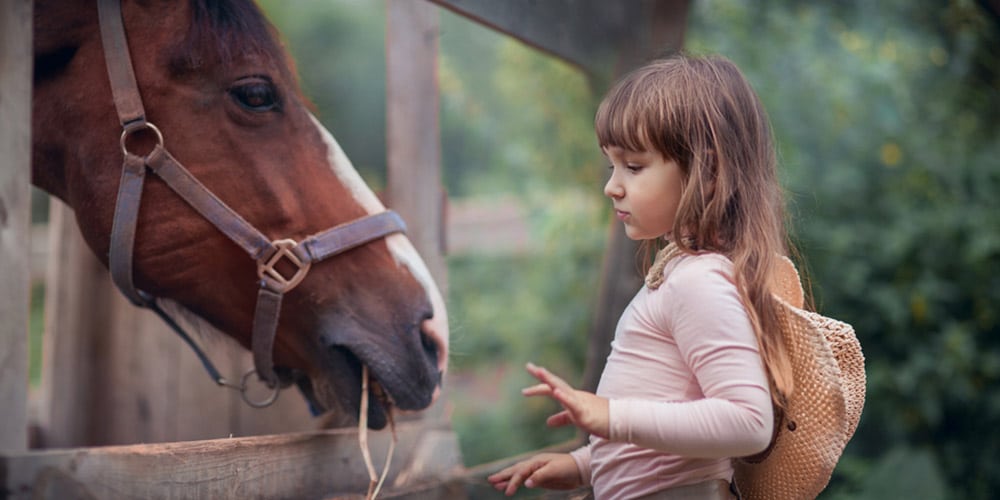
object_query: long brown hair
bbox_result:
[595,54,797,408]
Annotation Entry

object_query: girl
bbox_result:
[488,54,796,499]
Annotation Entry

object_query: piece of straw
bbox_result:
[358,365,396,500]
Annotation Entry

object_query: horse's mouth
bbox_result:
[294,345,439,430]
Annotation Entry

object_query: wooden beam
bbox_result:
[386,0,446,287]
[1,420,461,500]
[428,0,690,83]
[0,0,33,453]
[34,203,113,448]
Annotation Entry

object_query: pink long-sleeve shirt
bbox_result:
[570,253,773,500]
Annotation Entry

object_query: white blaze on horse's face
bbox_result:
[310,115,449,379]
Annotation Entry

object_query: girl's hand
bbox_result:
[523,362,610,439]
[487,452,582,496]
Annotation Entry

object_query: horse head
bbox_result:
[31,0,448,429]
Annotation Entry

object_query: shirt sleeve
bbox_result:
[607,257,774,458]
[569,445,592,486]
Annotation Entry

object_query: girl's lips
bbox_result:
[615,210,629,221]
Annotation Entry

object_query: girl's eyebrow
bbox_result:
[621,149,651,160]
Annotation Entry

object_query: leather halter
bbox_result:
[97,0,406,406]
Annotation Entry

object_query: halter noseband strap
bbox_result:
[97,0,406,406]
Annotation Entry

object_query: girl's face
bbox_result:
[603,146,684,241]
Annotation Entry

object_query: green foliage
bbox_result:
[438,10,602,197]
[258,1,607,467]
[689,1,1000,498]
[29,283,45,386]
[258,0,389,186]
[441,185,605,467]
[824,446,947,500]
[257,2,998,495]
[436,9,608,465]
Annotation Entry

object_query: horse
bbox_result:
[31,0,448,430]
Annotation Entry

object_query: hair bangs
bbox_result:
[595,66,691,163]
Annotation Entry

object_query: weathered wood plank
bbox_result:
[2,421,462,500]
[0,0,33,453]
[35,202,317,448]
[34,203,114,448]
[386,0,446,287]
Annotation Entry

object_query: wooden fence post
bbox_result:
[0,0,33,453]
[385,4,463,474]
[386,0,446,287]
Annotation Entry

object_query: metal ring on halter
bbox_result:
[238,368,281,408]
[119,121,164,157]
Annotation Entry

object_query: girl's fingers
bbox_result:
[546,410,573,428]
[504,473,522,496]
[505,466,536,496]
[525,363,585,418]
[487,469,511,483]
[549,387,579,410]
[488,465,518,492]
[488,459,542,496]
[521,383,553,397]
[526,362,572,391]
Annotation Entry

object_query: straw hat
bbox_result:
[732,256,866,500]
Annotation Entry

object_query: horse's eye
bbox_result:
[229,79,279,112]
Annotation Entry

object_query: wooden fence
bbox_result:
[2,1,688,498]
[2,2,467,498]
[0,0,33,457]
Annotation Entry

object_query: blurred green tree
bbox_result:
[257,0,608,466]
[688,1,1000,498]
[258,2,999,496]
[260,0,389,187]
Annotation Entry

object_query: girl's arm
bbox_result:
[612,258,773,457]
[522,258,774,458]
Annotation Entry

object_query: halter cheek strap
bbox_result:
[97,0,406,407]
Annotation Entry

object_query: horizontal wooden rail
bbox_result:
[2,421,461,500]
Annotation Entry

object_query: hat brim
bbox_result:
[733,257,865,500]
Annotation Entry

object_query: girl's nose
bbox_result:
[604,172,624,199]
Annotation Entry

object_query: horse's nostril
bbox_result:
[420,330,439,368]
[419,316,448,376]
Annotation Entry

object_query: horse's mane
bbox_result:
[168,0,292,79]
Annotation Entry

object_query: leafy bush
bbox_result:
[688,1,1000,497]
[259,1,999,495]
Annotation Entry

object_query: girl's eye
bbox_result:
[229,78,279,112]
[626,164,643,172]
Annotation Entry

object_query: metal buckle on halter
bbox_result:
[216,368,281,408]
[119,120,163,158]
[257,239,311,293]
